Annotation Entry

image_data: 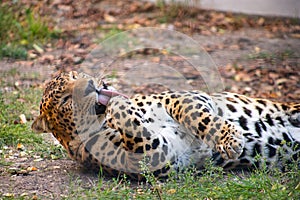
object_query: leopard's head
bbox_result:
[31,71,118,149]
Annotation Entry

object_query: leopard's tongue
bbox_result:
[98,89,128,106]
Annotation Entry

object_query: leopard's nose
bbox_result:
[84,80,96,96]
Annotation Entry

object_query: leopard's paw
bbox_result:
[216,128,245,160]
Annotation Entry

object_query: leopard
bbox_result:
[32,71,300,179]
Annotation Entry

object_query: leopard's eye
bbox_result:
[61,95,71,105]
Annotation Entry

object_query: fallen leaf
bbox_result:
[268,92,280,98]
[290,34,300,39]
[57,5,72,12]
[136,188,144,195]
[104,14,116,23]
[27,166,38,171]
[51,154,59,160]
[34,158,44,162]
[151,57,160,62]
[32,195,38,200]
[234,73,252,82]
[20,193,28,197]
[7,167,18,175]
[17,143,25,150]
[257,17,265,26]
[28,52,38,59]
[19,151,27,157]
[33,44,44,54]
[276,78,289,85]
[254,46,260,53]
[167,189,176,194]
[3,193,14,197]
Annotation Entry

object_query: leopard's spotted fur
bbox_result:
[32,71,300,179]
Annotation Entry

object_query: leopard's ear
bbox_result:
[31,115,50,133]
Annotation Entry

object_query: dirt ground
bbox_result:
[0,0,299,199]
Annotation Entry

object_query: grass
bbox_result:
[100,27,125,42]
[0,69,66,164]
[156,0,193,23]
[0,2,59,59]
[95,26,138,57]
[61,161,300,199]
[0,87,66,155]
[0,88,41,147]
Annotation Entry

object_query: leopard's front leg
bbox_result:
[163,92,245,160]
[195,112,245,160]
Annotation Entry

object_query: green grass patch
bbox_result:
[0,2,59,59]
[61,161,300,199]
[95,26,137,55]
[0,69,66,160]
[156,0,182,23]
[101,27,124,41]
[0,86,42,146]
[0,86,67,160]
[156,0,198,23]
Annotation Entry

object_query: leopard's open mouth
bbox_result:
[97,88,128,106]
[94,103,107,115]
[95,88,128,115]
